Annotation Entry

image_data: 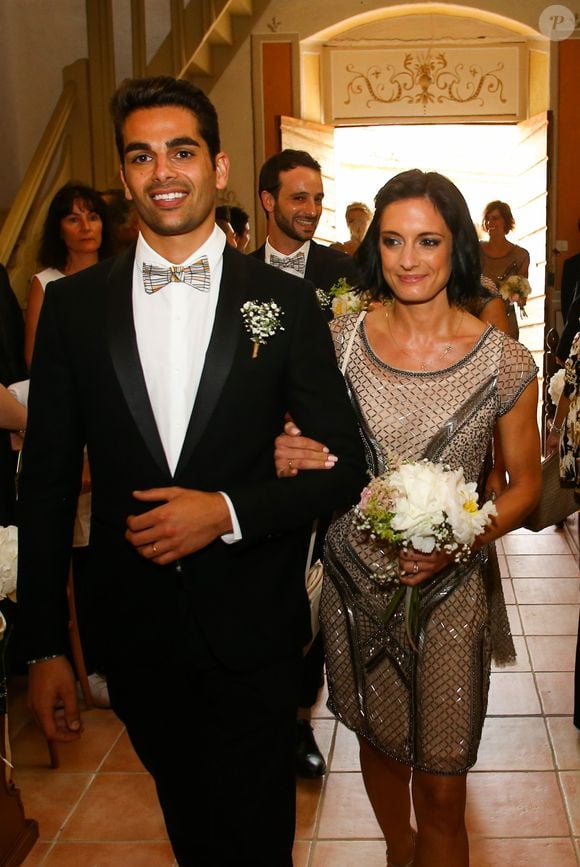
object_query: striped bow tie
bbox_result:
[142,257,210,294]
[269,252,305,275]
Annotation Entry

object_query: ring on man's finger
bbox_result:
[288,460,293,470]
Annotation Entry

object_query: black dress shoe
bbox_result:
[295,718,326,778]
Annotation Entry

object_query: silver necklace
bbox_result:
[385,310,464,371]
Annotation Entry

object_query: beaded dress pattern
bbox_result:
[322,314,537,774]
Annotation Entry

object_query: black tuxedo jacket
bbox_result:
[17,244,366,672]
[252,240,362,295]
[561,252,580,323]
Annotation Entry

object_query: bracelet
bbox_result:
[27,653,62,665]
[551,421,564,434]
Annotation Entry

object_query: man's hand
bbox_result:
[28,656,82,743]
[126,487,232,564]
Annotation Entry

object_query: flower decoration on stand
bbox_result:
[353,459,497,650]
[241,300,284,358]
[498,275,531,317]
[0,525,17,640]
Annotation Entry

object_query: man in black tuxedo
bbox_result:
[252,149,361,314]
[17,77,366,867]
[560,251,580,324]
[252,149,362,779]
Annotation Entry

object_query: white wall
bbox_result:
[0,0,88,211]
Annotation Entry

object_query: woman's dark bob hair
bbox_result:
[39,182,112,270]
[354,169,482,305]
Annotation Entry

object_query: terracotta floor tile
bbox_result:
[491,635,530,672]
[330,724,361,772]
[536,672,575,715]
[503,533,573,555]
[473,716,553,770]
[486,672,541,715]
[547,717,580,769]
[295,776,323,839]
[59,773,167,841]
[292,839,311,867]
[6,676,32,741]
[527,635,577,670]
[311,681,332,719]
[41,841,175,865]
[513,578,580,605]
[466,771,569,836]
[501,577,515,603]
[311,718,335,768]
[559,771,580,834]
[11,711,124,773]
[311,840,387,865]
[469,836,577,867]
[99,729,146,773]
[519,604,579,635]
[507,554,580,578]
[318,772,382,839]
[11,770,93,840]
[506,605,523,635]
[20,841,53,866]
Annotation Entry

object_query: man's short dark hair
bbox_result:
[110,76,221,166]
[229,206,249,236]
[258,149,321,199]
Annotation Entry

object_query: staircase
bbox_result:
[0,0,269,304]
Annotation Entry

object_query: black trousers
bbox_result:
[107,652,302,867]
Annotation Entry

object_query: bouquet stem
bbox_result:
[382,585,420,652]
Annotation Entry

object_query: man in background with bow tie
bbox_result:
[252,149,361,319]
[253,149,362,779]
[17,76,366,866]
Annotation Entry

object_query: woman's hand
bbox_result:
[398,546,455,586]
[274,418,337,478]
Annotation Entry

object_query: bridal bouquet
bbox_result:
[353,460,497,649]
[0,525,17,639]
[498,275,531,317]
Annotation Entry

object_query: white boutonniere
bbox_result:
[241,300,285,358]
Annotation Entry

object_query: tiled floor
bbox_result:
[6,522,580,866]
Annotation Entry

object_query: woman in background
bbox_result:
[24,183,111,368]
[479,200,529,339]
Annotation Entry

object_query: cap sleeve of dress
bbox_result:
[497,333,538,416]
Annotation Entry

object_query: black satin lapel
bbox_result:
[106,248,170,476]
[174,246,245,476]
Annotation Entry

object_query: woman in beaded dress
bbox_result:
[275,170,541,867]
[479,200,530,340]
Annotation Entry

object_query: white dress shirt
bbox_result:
[265,238,310,275]
[133,226,240,541]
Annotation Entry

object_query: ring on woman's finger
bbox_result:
[152,544,158,555]
[288,460,293,470]
[400,569,408,578]
[412,561,419,575]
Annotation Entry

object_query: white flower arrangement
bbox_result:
[548,368,566,408]
[354,459,496,649]
[0,525,17,640]
[316,279,367,316]
[241,300,284,358]
[498,275,531,317]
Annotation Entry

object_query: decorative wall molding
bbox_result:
[324,44,524,123]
